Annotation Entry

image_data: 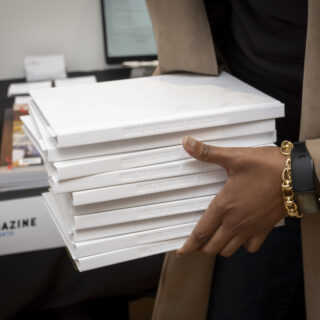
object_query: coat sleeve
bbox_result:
[146,0,219,76]
[306,139,320,208]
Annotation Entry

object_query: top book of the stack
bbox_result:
[29,72,284,148]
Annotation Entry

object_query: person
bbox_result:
[145,0,320,319]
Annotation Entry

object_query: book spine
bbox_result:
[55,144,187,181]
[72,170,227,206]
[70,182,224,215]
[77,237,188,271]
[75,222,196,257]
[73,211,202,242]
[54,129,276,181]
[51,159,219,193]
[74,195,214,229]
[46,119,276,162]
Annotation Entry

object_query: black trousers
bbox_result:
[207,218,305,320]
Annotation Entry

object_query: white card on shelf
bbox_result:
[24,55,67,82]
[8,81,52,97]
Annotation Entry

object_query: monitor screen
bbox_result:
[101,0,157,64]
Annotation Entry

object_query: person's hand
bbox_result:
[176,136,287,258]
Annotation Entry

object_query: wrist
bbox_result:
[280,141,302,218]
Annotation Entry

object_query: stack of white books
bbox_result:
[21,72,284,271]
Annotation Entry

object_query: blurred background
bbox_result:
[0,1,162,319]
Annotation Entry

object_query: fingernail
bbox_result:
[184,136,197,150]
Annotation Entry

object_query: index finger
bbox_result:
[176,192,227,256]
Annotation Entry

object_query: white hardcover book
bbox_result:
[74,238,187,271]
[45,191,202,241]
[53,183,225,216]
[44,193,190,270]
[72,170,228,206]
[73,212,202,242]
[45,194,196,257]
[72,214,284,269]
[73,223,196,258]
[44,193,284,270]
[51,130,276,181]
[50,159,221,193]
[78,211,203,241]
[25,107,277,162]
[29,72,283,148]
[73,195,214,230]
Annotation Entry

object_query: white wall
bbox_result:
[0,0,109,80]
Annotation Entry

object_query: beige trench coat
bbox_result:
[145,1,320,319]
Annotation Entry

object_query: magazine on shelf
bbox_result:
[12,97,42,168]
[0,99,47,192]
[0,108,13,167]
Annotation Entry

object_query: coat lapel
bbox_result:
[148,0,320,319]
[300,0,320,319]
[147,1,218,319]
[146,0,218,76]
[152,252,215,320]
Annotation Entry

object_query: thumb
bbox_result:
[183,136,234,168]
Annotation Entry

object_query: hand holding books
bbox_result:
[176,137,287,257]
[22,72,284,270]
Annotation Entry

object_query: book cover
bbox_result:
[29,72,284,148]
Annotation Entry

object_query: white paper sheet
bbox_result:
[8,81,52,97]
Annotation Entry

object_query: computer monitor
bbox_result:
[101,0,157,64]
